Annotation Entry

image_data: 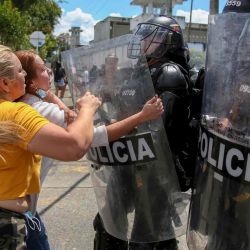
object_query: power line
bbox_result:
[92,0,108,16]
[84,0,102,13]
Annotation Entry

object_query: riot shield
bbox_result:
[187,13,250,250]
[62,36,188,243]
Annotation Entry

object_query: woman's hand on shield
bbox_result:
[139,95,164,122]
[105,95,163,142]
[76,91,102,115]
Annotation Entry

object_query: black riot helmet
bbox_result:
[128,16,185,59]
[223,0,250,13]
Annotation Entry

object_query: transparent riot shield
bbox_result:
[187,13,250,250]
[62,36,188,243]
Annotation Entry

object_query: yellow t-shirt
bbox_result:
[0,100,49,199]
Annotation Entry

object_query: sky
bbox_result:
[54,0,228,44]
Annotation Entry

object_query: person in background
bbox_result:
[0,44,101,249]
[89,64,98,84]
[54,61,66,99]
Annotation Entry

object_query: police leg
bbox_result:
[93,213,128,250]
[154,238,178,250]
[129,242,154,250]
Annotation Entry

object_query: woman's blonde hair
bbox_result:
[0,121,25,145]
[0,45,15,80]
[0,121,26,161]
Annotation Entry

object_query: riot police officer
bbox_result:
[128,15,191,250]
[187,1,250,250]
[128,15,193,191]
[93,16,192,250]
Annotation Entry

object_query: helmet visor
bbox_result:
[127,23,174,59]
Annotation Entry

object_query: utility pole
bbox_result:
[167,0,173,16]
[188,0,194,42]
[210,0,219,15]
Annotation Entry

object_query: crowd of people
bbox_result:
[0,0,249,249]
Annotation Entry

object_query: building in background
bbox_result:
[130,0,207,51]
[130,0,188,30]
[56,26,84,50]
[57,0,207,52]
[69,26,83,48]
[93,16,131,43]
[185,23,207,51]
[92,1,207,51]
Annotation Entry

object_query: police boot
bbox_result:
[93,213,128,250]
[154,239,178,250]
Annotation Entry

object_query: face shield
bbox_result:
[127,23,176,59]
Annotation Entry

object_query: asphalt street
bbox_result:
[38,157,190,250]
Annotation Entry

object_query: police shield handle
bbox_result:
[139,96,164,122]
[76,91,102,115]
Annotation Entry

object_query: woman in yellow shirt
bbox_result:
[0,44,102,249]
[0,45,164,249]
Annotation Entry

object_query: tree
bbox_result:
[10,0,40,11]
[0,0,62,56]
[21,0,62,57]
[26,1,62,57]
[0,0,30,49]
[39,33,58,59]
[57,33,70,51]
[189,49,206,70]
[4,0,65,11]
[26,0,62,34]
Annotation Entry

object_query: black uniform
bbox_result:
[129,57,191,250]
[149,58,191,173]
